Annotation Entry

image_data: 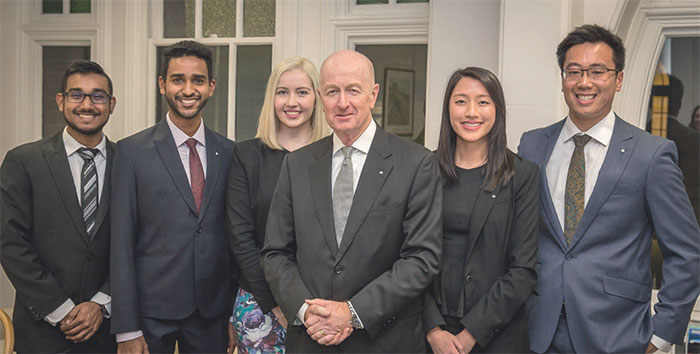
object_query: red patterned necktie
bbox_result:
[185,138,204,213]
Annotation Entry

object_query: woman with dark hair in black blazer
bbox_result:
[424,67,540,353]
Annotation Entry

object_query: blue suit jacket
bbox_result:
[518,116,700,353]
[109,119,235,334]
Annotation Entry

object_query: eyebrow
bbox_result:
[169,73,208,79]
[452,93,490,98]
[565,63,610,68]
[67,88,109,94]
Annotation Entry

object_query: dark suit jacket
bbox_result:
[261,127,443,352]
[666,117,699,222]
[227,138,287,313]
[0,132,115,353]
[109,119,235,334]
[424,153,539,353]
[519,116,700,353]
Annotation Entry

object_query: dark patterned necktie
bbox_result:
[185,138,205,213]
[564,134,592,245]
[333,146,354,246]
[77,147,99,236]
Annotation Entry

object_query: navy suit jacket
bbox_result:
[110,119,235,334]
[519,116,700,353]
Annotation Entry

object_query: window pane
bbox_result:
[356,44,428,145]
[235,45,271,140]
[243,0,275,37]
[42,46,91,138]
[70,0,91,13]
[203,0,236,38]
[356,0,389,4]
[43,0,63,13]
[155,45,229,136]
[163,0,195,38]
[397,0,428,3]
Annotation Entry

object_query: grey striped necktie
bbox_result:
[77,147,99,236]
[333,146,354,246]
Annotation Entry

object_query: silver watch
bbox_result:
[347,301,362,329]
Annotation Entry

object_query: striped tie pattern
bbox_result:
[564,134,592,245]
[77,147,99,236]
[333,146,354,246]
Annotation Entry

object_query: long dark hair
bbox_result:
[436,67,514,190]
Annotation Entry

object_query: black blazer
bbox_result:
[0,132,115,352]
[424,153,540,352]
[110,120,235,334]
[262,127,443,352]
[227,138,286,313]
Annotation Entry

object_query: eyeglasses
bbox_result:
[562,68,619,82]
[62,91,111,104]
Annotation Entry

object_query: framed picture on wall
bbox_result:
[383,68,414,136]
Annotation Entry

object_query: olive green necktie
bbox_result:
[564,134,592,245]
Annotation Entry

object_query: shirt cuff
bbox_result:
[90,292,111,318]
[650,334,672,353]
[117,331,144,343]
[45,298,76,326]
[295,303,309,326]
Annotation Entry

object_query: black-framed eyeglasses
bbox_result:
[62,91,111,104]
[562,68,619,82]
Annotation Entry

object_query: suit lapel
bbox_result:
[464,184,502,262]
[539,121,568,250]
[308,137,338,256]
[90,139,114,240]
[569,117,636,249]
[336,128,393,261]
[197,127,223,221]
[153,120,198,215]
[43,133,90,244]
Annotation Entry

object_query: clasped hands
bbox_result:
[304,299,354,346]
[426,326,476,354]
[59,301,103,343]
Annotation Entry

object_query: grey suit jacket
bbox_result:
[261,127,442,352]
[519,116,700,353]
[0,132,115,352]
[110,119,235,334]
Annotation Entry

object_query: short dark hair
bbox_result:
[161,40,213,81]
[436,67,515,190]
[61,60,113,95]
[556,24,626,71]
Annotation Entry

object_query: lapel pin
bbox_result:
[215,151,219,156]
[620,148,625,153]
[379,170,384,175]
[491,194,496,199]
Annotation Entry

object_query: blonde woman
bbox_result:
[226,57,329,353]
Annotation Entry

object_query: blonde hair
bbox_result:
[256,57,329,150]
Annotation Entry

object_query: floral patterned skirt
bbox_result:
[233,288,286,354]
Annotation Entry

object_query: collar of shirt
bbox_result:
[166,112,207,148]
[332,119,377,156]
[561,110,615,147]
[62,127,107,157]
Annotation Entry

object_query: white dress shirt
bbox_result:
[295,120,377,327]
[45,128,111,326]
[116,115,209,343]
[545,111,672,352]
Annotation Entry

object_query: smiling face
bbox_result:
[319,51,379,146]
[562,41,623,131]
[158,55,215,122]
[449,77,495,151]
[56,73,115,145]
[274,68,315,132]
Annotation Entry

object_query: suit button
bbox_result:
[197,227,203,233]
[465,274,472,283]
[565,254,573,261]
[334,266,342,274]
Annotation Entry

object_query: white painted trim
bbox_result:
[228,44,238,139]
[236,0,244,38]
[615,1,700,128]
[195,0,203,38]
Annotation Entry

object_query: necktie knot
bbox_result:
[573,134,592,148]
[341,146,353,159]
[185,138,198,150]
[77,147,98,161]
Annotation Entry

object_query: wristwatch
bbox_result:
[347,301,363,329]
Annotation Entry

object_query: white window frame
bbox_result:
[149,0,276,140]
